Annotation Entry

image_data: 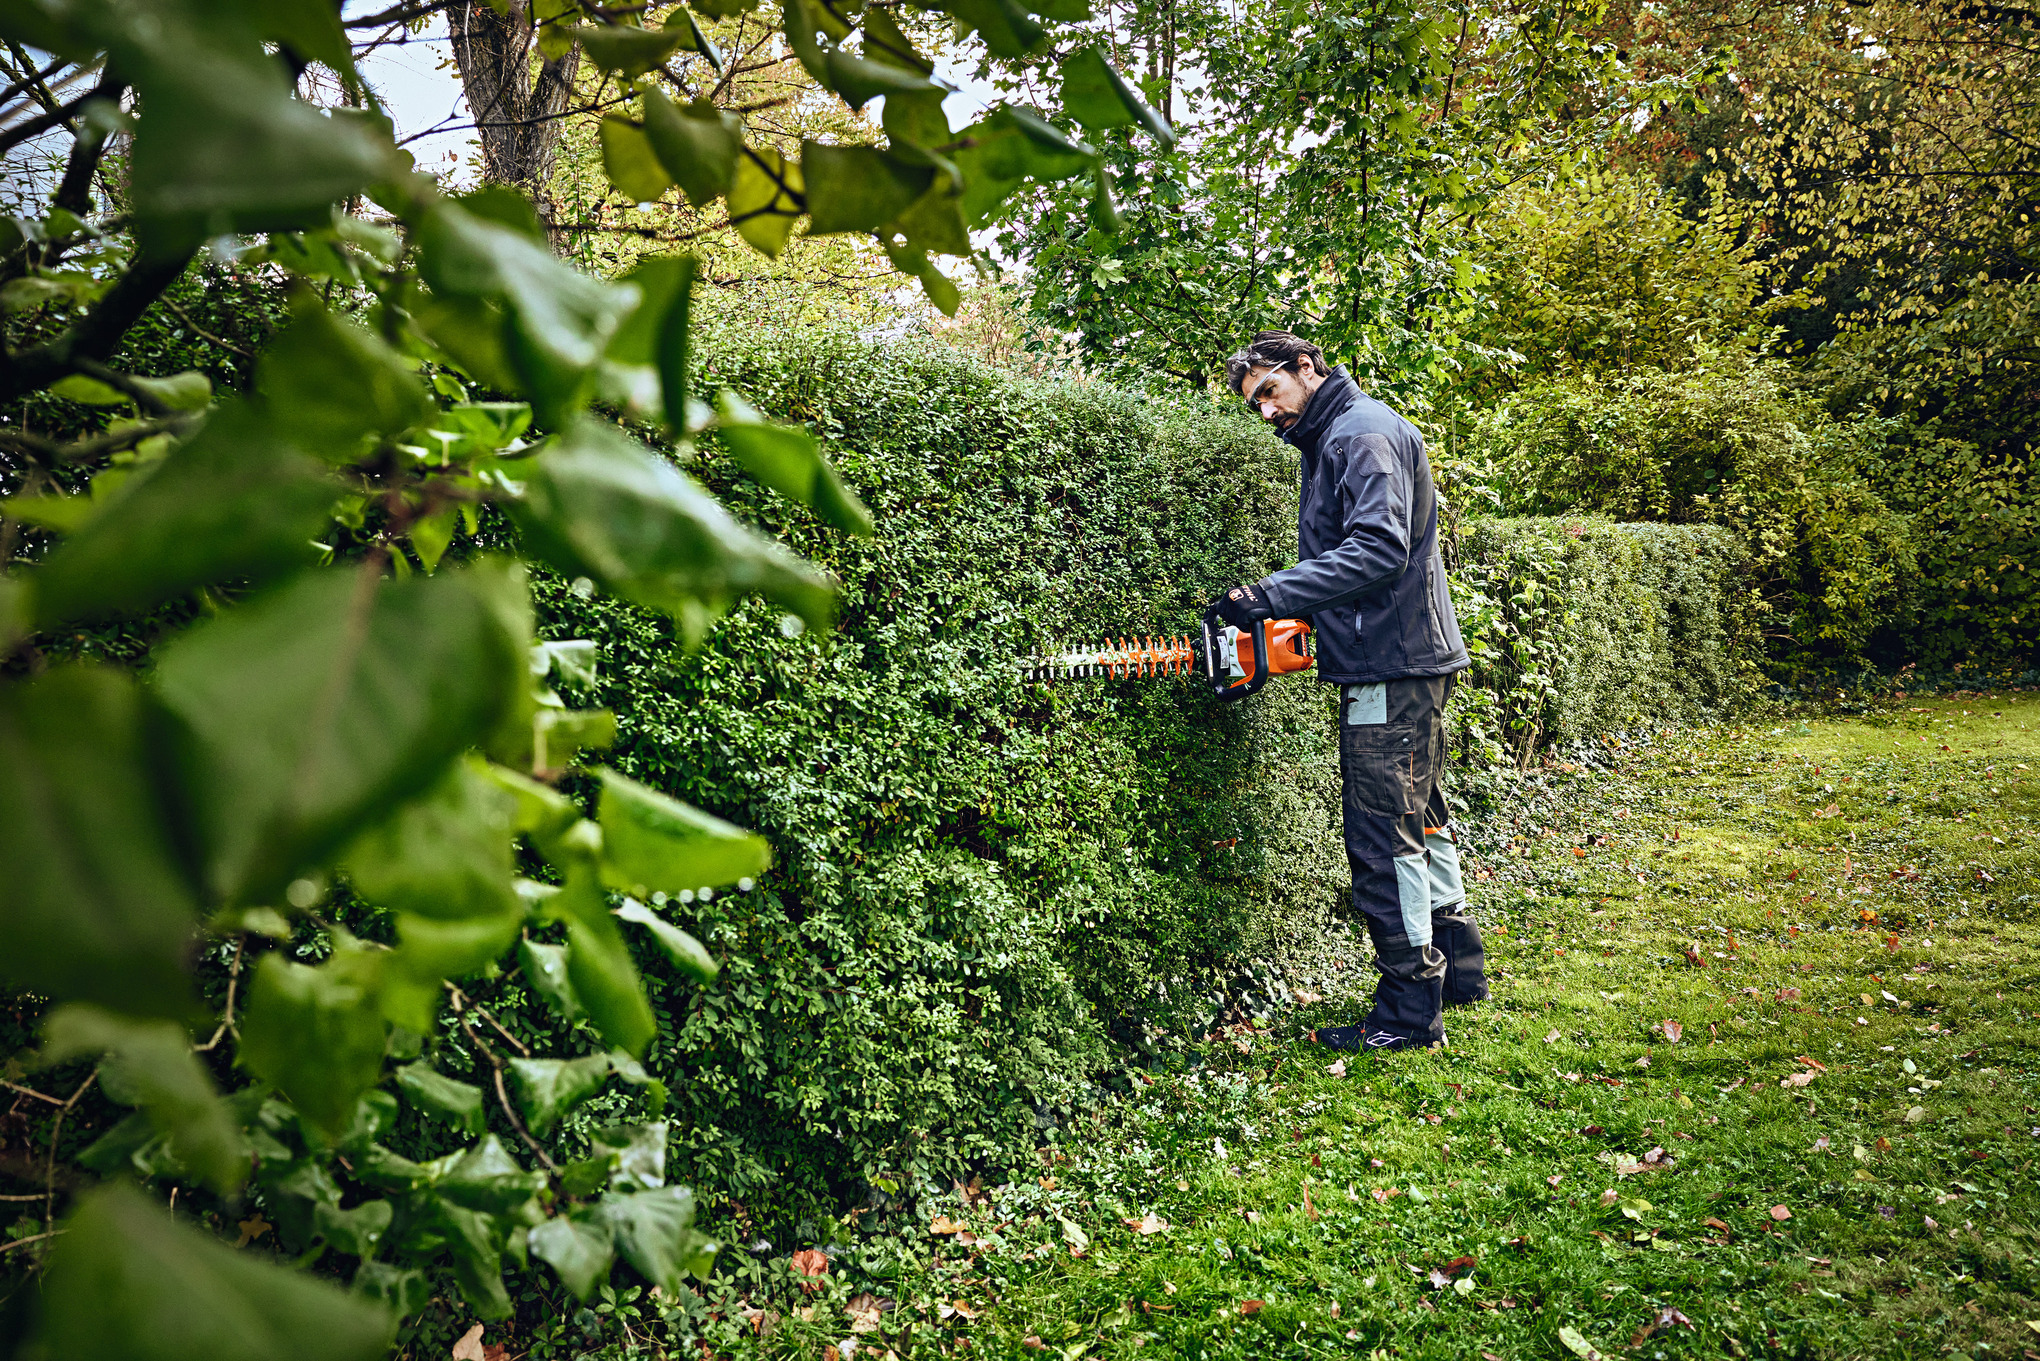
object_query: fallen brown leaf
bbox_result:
[451,1324,486,1361]
[1769,1205,1792,1221]
[1239,1300,1264,1316]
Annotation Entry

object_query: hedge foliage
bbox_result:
[533,328,1759,1225]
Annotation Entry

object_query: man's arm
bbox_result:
[1255,433,1412,618]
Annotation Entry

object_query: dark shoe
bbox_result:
[1434,908,1489,1006]
[1312,1025,1366,1051]
[1361,1027,1445,1052]
[1363,943,1446,1044]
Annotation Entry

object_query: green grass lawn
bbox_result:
[661,692,2040,1361]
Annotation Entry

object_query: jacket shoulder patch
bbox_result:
[1350,432,1398,477]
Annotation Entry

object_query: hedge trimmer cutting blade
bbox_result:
[1020,615,1314,702]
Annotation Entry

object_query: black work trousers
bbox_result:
[1337,672,1487,1043]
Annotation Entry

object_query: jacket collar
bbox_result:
[1280,365,1358,453]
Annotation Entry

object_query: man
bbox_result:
[1211,331,1486,1051]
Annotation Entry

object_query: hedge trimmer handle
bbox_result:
[1203,603,1271,702]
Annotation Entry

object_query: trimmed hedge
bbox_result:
[535,329,1759,1226]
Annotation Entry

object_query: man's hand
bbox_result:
[1210,582,1274,629]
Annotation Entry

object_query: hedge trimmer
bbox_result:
[1020,606,1315,702]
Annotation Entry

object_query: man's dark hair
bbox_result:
[1225,331,1328,395]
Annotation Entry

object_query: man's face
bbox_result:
[1241,359,1322,431]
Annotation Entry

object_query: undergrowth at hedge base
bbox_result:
[462,690,2040,1360]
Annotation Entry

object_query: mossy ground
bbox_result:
[562,693,2040,1361]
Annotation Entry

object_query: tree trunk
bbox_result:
[445,0,582,237]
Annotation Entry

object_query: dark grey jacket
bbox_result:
[1254,367,1469,686]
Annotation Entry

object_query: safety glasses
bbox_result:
[1242,360,1293,412]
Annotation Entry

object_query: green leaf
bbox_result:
[669,7,721,70]
[258,304,432,455]
[530,1213,616,1301]
[480,764,582,843]
[800,142,934,236]
[407,290,521,394]
[509,416,836,635]
[129,41,395,255]
[130,370,214,412]
[519,938,585,1024]
[314,1199,394,1258]
[508,1052,614,1134]
[952,107,1097,224]
[39,1185,394,1361]
[395,1062,487,1134]
[383,908,523,1028]
[0,667,199,1019]
[430,1198,513,1319]
[607,255,697,431]
[575,22,687,75]
[28,402,336,628]
[714,391,874,534]
[238,941,388,1144]
[590,1121,667,1191]
[415,200,639,424]
[933,0,1043,59]
[597,766,771,895]
[599,117,673,204]
[453,184,549,241]
[352,1262,430,1319]
[558,870,659,1057]
[727,145,803,257]
[690,0,761,15]
[343,757,519,921]
[593,1186,715,1292]
[1090,166,1122,233]
[41,1004,245,1192]
[641,91,740,209]
[1060,47,1176,144]
[152,562,528,906]
[50,373,129,405]
[613,900,718,984]
[438,1134,547,1214]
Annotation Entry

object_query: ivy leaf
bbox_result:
[952,107,1096,224]
[343,757,519,922]
[668,7,722,70]
[1060,47,1176,145]
[49,373,129,405]
[641,91,740,209]
[0,667,199,1019]
[727,145,803,257]
[152,562,527,907]
[437,1135,548,1214]
[530,1213,616,1301]
[801,142,934,236]
[607,255,697,432]
[313,1199,394,1258]
[597,767,771,895]
[713,390,874,535]
[352,1262,431,1320]
[929,0,1043,59]
[430,1198,513,1319]
[615,900,719,985]
[589,1121,668,1192]
[29,402,336,628]
[130,371,214,411]
[508,1052,615,1134]
[41,1003,246,1192]
[238,941,388,1144]
[39,1185,395,1361]
[257,304,432,456]
[599,117,673,204]
[414,199,639,425]
[129,39,395,255]
[510,416,836,637]
[591,1185,715,1293]
[479,763,581,845]
[559,869,659,1058]
[519,938,585,1024]
[574,23,688,76]
[394,1061,487,1135]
